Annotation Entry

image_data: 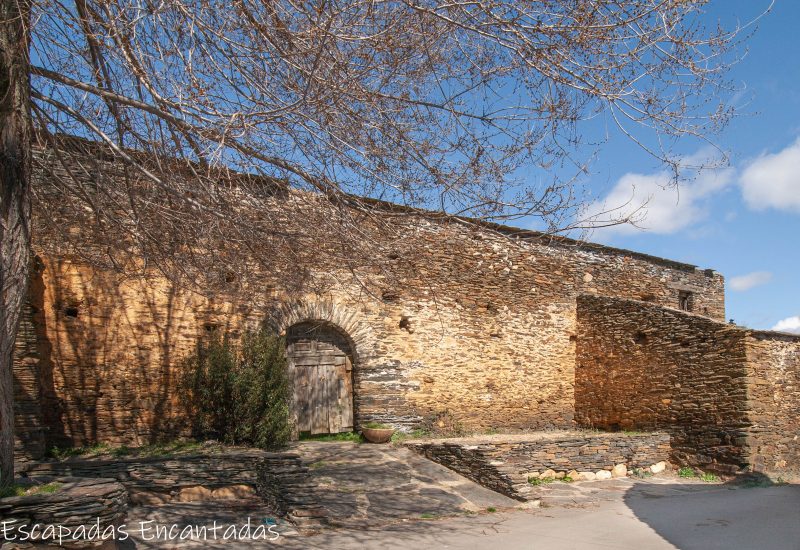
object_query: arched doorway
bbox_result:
[286,321,354,434]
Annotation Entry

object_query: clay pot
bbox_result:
[361,427,395,443]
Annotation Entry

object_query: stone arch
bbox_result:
[264,299,377,366]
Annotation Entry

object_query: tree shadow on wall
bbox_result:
[623,474,800,550]
[25,262,68,449]
[38,260,209,447]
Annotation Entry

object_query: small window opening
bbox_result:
[64,306,79,318]
[678,291,693,312]
[634,331,648,345]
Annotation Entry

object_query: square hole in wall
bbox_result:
[678,291,693,312]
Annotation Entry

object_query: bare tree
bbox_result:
[0,0,765,485]
[1,0,31,487]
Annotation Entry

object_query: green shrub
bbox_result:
[391,428,429,444]
[182,327,291,449]
[184,334,236,439]
[48,443,112,460]
[0,482,62,499]
[677,467,719,482]
[528,476,554,486]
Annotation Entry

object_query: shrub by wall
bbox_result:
[182,327,291,449]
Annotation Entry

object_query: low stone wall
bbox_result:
[0,477,127,548]
[405,432,670,500]
[21,451,269,492]
[22,450,326,528]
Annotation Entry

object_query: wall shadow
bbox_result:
[623,475,800,550]
[27,259,67,450]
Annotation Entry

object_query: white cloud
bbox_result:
[740,138,800,213]
[582,152,734,238]
[772,316,800,334]
[728,271,772,291]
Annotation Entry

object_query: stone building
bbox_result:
[10,146,800,479]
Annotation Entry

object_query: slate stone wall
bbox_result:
[745,331,800,478]
[13,150,725,448]
[22,451,269,490]
[406,432,670,499]
[0,477,128,548]
[12,300,47,465]
[575,295,800,478]
[21,451,322,527]
[18,237,722,448]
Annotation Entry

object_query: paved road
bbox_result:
[119,442,800,549]
[283,481,800,550]
[121,480,800,549]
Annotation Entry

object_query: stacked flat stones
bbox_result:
[0,477,126,548]
[22,451,268,493]
[406,432,670,500]
[527,460,667,483]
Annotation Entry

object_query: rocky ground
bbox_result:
[119,464,800,549]
[11,440,797,549]
[120,440,520,548]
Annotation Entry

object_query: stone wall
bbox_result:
[12,299,47,465]
[20,237,723,448]
[21,259,242,448]
[405,432,670,500]
[0,477,128,548]
[575,295,800,478]
[22,451,270,490]
[22,451,322,528]
[13,149,726,448]
[745,331,800,477]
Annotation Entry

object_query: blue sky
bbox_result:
[573,0,799,332]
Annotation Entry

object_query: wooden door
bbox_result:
[286,322,354,434]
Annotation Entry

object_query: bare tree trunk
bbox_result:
[0,0,32,488]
